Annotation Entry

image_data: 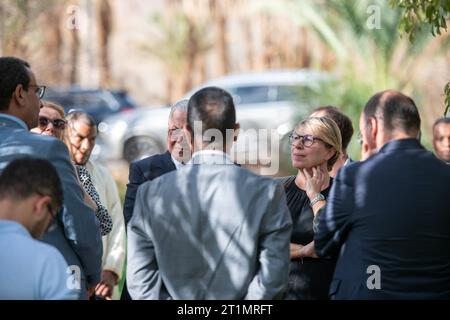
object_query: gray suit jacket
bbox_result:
[0,114,103,299]
[127,151,292,300]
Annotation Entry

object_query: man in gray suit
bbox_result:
[0,57,103,299]
[127,86,292,300]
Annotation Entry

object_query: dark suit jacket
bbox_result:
[123,151,176,225]
[121,151,175,300]
[315,139,450,299]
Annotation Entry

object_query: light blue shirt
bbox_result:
[0,220,77,300]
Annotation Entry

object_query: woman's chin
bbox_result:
[291,160,307,170]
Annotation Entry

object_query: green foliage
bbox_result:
[141,11,212,73]
[391,0,450,42]
[445,82,450,116]
[257,0,449,158]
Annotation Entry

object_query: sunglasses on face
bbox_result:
[38,117,67,130]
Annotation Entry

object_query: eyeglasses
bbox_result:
[38,117,67,130]
[28,85,46,99]
[289,133,325,147]
[169,128,183,141]
[36,192,59,233]
[357,132,363,145]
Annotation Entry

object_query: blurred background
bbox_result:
[1,0,449,198]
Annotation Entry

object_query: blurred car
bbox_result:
[44,87,139,124]
[95,69,330,169]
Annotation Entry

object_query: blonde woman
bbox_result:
[279,116,342,300]
[31,100,66,139]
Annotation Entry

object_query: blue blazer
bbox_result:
[0,114,103,299]
[123,151,176,225]
[315,138,450,299]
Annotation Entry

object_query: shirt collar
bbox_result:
[0,220,32,238]
[0,114,28,130]
[189,150,234,165]
[171,155,185,170]
[379,138,423,154]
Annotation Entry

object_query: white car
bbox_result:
[95,69,330,174]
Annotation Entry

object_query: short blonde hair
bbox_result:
[295,117,342,171]
[41,100,65,118]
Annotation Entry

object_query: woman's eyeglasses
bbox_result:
[38,117,67,130]
[289,133,324,147]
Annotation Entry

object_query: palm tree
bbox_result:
[97,0,113,88]
[141,8,212,102]
[254,0,450,158]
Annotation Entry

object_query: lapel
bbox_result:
[148,151,176,180]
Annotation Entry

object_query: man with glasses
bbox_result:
[121,99,190,300]
[0,158,76,299]
[0,57,103,299]
[123,99,191,227]
[127,87,292,299]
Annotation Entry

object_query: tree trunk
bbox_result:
[300,27,311,68]
[0,3,4,56]
[42,5,63,85]
[243,19,254,71]
[198,55,208,84]
[166,76,173,104]
[216,11,229,75]
[7,1,30,56]
[69,28,80,85]
[182,21,197,94]
[97,0,113,88]
[261,14,274,69]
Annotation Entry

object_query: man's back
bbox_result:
[127,153,292,299]
[0,221,76,300]
[318,139,450,299]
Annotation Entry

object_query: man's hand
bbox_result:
[301,241,318,258]
[95,270,118,300]
[290,241,318,259]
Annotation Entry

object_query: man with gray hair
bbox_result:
[127,87,292,299]
[121,99,190,300]
[123,99,190,225]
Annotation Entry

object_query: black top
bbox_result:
[279,175,337,300]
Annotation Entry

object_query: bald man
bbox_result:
[314,90,450,299]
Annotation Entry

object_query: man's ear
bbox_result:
[13,84,27,108]
[233,123,240,142]
[368,117,378,141]
[33,195,52,220]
